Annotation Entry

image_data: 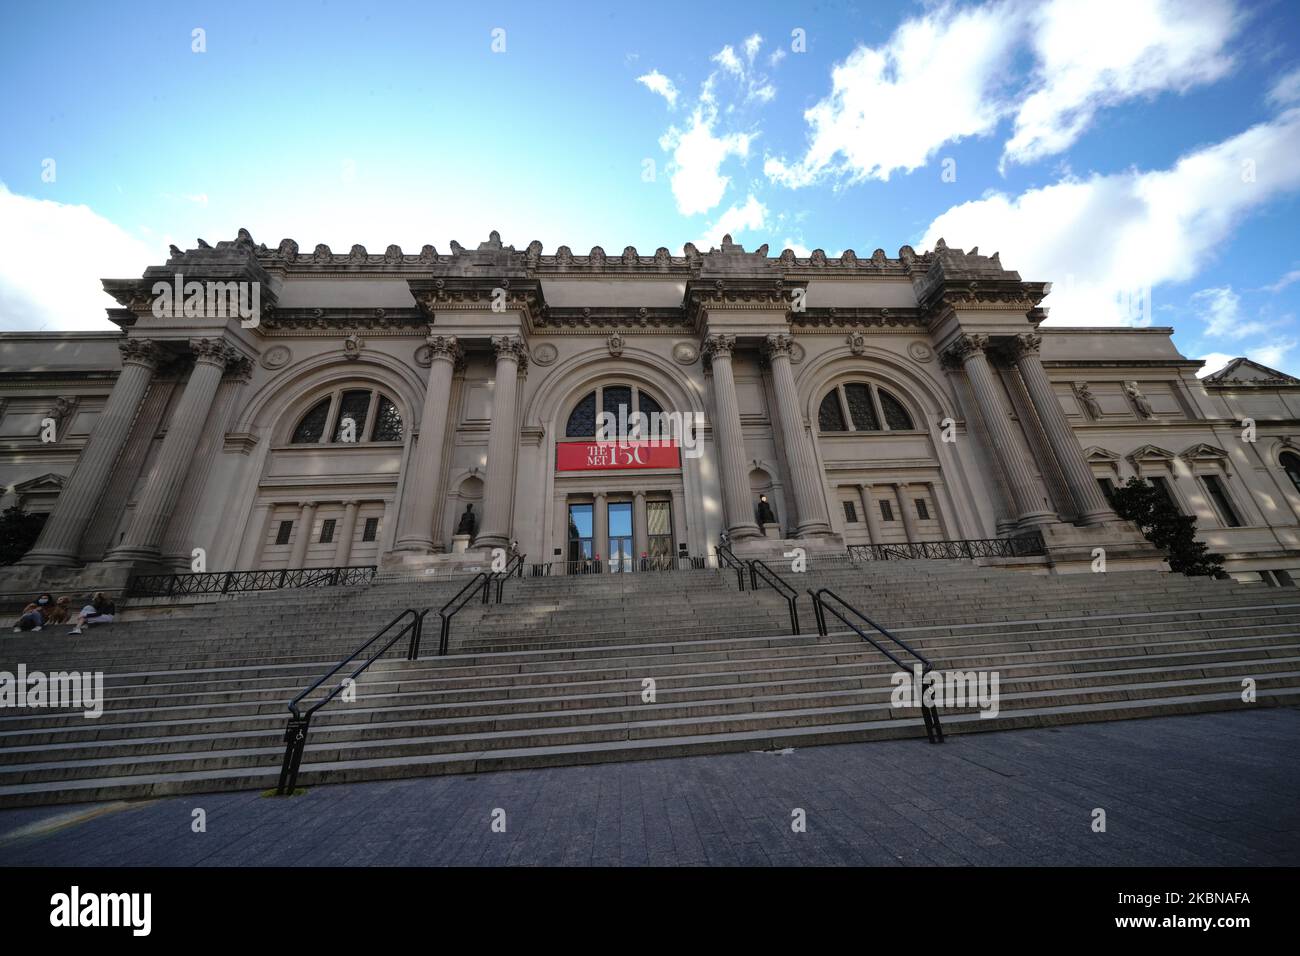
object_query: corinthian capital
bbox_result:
[189,337,238,368]
[763,332,794,359]
[1006,332,1043,360]
[940,333,989,366]
[118,337,162,368]
[702,333,736,360]
[426,334,461,363]
[491,334,526,363]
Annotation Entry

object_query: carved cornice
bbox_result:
[409,277,545,324]
[531,306,691,331]
[260,308,425,332]
[790,307,927,329]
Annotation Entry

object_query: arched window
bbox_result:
[817,382,916,433]
[1282,452,1300,495]
[564,384,666,438]
[289,387,404,444]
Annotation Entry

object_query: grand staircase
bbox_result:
[2,559,1299,807]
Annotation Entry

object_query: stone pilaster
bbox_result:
[896,484,919,542]
[107,337,238,565]
[334,500,360,566]
[289,501,318,568]
[477,335,526,550]
[703,334,760,541]
[860,484,882,544]
[1007,333,1117,525]
[764,333,832,537]
[23,338,163,567]
[593,492,608,566]
[942,333,1056,528]
[394,334,461,552]
[633,490,648,564]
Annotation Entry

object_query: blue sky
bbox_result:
[2,0,1300,375]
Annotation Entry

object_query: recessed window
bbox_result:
[1149,476,1181,514]
[1281,453,1300,496]
[319,518,336,544]
[1097,477,1116,505]
[818,383,914,432]
[915,499,929,520]
[1201,475,1241,527]
[880,500,894,522]
[275,520,293,545]
[361,517,379,542]
[842,500,858,523]
[289,388,403,444]
[565,385,667,438]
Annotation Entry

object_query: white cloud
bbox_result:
[697,194,766,249]
[769,48,786,68]
[1249,339,1297,369]
[1192,286,1268,337]
[1268,65,1300,106]
[743,34,762,63]
[0,183,157,331]
[1196,352,1236,377]
[781,237,811,257]
[768,0,1242,186]
[1003,0,1239,167]
[1264,267,1300,293]
[713,45,743,77]
[636,70,679,108]
[659,108,754,216]
[918,108,1300,326]
[765,1,1022,187]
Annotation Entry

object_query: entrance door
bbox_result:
[608,501,633,572]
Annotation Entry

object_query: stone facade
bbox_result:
[4,229,1300,588]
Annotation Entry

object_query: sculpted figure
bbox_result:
[456,504,477,537]
[1125,381,1155,419]
[1074,382,1103,420]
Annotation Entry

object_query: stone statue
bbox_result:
[1125,381,1155,419]
[1074,382,1103,420]
[756,495,777,525]
[456,504,477,537]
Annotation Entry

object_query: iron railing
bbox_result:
[276,607,429,795]
[808,587,944,744]
[747,559,801,634]
[525,555,713,576]
[129,565,377,598]
[488,553,526,603]
[437,572,493,656]
[846,532,1045,562]
[715,543,747,591]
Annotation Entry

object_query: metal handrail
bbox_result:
[437,571,492,656]
[846,531,1045,562]
[747,559,801,634]
[488,552,526,603]
[715,542,746,591]
[807,587,944,744]
[276,607,430,794]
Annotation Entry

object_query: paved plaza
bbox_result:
[3,709,1297,867]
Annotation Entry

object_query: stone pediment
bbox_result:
[1125,444,1178,469]
[1180,442,1232,474]
[1202,357,1300,387]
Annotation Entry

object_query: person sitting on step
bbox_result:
[68,592,116,635]
[12,593,54,632]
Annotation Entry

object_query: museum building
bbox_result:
[3,229,1300,591]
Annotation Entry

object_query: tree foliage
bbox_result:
[1110,477,1224,577]
[0,504,46,566]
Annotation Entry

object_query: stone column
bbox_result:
[1007,333,1117,525]
[23,338,162,566]
[477,335,526,550]
[334,500,360,566]
[593,492,608,568]
[895,484,919,542]
[764,333,832,537]
[859,484,882,544]
[942,334,1056,528]
[633,490,648,566]
[703,334,760,541]
[288,502,318,568]
[394,334,461,552]
[670,489,688,556]
[107,337,237,564]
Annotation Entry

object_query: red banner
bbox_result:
[556,440,681,471]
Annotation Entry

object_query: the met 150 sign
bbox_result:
[556,440,681,471]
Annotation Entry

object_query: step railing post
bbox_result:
[276,713,312,795]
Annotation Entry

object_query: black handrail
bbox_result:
[715,542,746,591]
[129,565,377,598]
[437,571,492,656]
[276,607,429,794]
[488,552,526,603]
[747,559,801,634]
[807,587,944,744]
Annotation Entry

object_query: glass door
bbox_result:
[608,501,633,573]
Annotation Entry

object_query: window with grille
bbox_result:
[647,500,673,559]
[275,521,293,545]
[565,385,668,438]
[319,518,336,544]
[880,500,894,522]
[915,499,929,520]
[818,391,847,431]
[289,389,403,444]
[842,500,858,523]
[361,517,379,542]
[817,383,915,432]
[1202,475,1241,527]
